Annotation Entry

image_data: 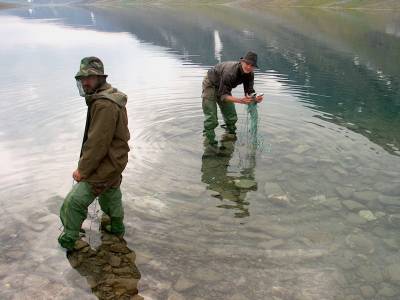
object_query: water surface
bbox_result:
[0,3,400,299]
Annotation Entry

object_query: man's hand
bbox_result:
[255,95,264,103]
[239,96,253,104]
[72,169,82,182]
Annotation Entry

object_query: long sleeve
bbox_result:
[78,100,118,179]
[243,72,255,95]
[218,73,233,101]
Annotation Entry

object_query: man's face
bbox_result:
[241,61,255,74]
[80,75,100,94]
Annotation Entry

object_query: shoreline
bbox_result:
[0,2,16,10]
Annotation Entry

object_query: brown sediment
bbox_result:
[0,2,16,10]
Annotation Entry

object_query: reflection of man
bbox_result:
[67,229,141,299]
[58,57,130,250]
[201,136,257,218]
[202,51,263,148]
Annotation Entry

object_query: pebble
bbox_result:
[264,182,285,196]
[174,276,196,292]
[341,200,365,211]
[378,195,400,207]
[74,239,89,250]
[357,265,383,283]
[345,234,375,254]
[378,285,397,297]
[110,243,130,254]
[168,291,186,300]
[385,264,400,284]
[234,179,256,189]
[388,214,400,227]
[336,186,354,198]
[358,210,377,221]
[359,285,375,298]
[353,191,379,204]
[346,213,367,225]
[258,239,285,250]
[109,255,121,267]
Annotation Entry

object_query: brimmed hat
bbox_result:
[240,51,258,68]
[75,56,108,79]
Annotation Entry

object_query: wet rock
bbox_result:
[345,234,375,254]
[310,194,326,204]
[377,284,397,297]
[168,291,186,300]
[322,197,342,211]
[264,182,284,196]
[374,182,400,196]
[293,144,311,154]
[174,276,196,292]
[383,239,399,251]
[342,200,365,212]
[111,278,139,293]
[68,255,80,268]
[378,195,400,207]
[233,179,256,189]
[125,252,136,262]
[192,268,223,282]
[87,276,98,289]
[336,186,353,199]
[103,265,112,272]
[358,210,377,221]
[268,194,290,207]
[264,224,295,239]
[110,243,130,254]
[346,213,367,225]
[357,265,383,283]
[109,255,121,267]
[271,286,292,298]
[385,264,400,284]
[388,214,400,227]
[259,239,285,249]
[353,191,379,204]
[229,293,250,300]
[359,285,375,298]
[74,239,89,250]
[375,211,386,218]
[113,266,132,275]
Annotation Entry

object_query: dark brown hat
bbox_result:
[240,51,258,68]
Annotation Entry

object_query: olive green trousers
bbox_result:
[202,77,238,145]
[58,181,124,250]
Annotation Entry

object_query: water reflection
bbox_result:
[67,228,141,300]
[202,133,258,218]
[16,4,397,156]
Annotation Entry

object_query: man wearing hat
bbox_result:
[202,51,263,147]
[58,57,130,250]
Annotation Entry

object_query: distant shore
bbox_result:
[0,2,15,9]
[232,0,400,10]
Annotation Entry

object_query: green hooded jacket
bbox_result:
[78,82,130,184]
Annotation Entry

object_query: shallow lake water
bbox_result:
[0,2,400,300]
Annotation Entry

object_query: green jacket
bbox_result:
[78,83,130,184]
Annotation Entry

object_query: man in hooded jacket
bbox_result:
[58,57,130,250]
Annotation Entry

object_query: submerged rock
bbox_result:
[341,200,365,212]
[345,234,375,254]
[378,195,400,207]
[233,179,256,189]
[359,285,375,298]
[264,182,284,196]
[385,264,400,284]
[358,210,377,221]
[174,276,196,292]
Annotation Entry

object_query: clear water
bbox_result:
[0,3,400,300]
